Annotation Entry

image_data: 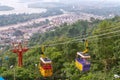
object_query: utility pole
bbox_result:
[10,65,16,80]
[11,40,28,67]
[14,68,15,80]
[0,58,2,67]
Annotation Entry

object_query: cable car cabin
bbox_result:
[75,52,90,71]
[39,57,53,77]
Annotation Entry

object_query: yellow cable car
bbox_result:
[39,46,53,77]
[75,39,91,71]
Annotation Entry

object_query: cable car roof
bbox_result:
[40,57,52,64]
[77,52,90,58]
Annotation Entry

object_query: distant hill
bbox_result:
[28,2,65,9]
[0,6,14,11]
[19,0,58,3]
[19,0,42,3]
[81,6,120,16]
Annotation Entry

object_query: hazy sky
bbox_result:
[0,0,119,4]
[0,0,59,9]
[0,0,120,7]
[0,0,59,5]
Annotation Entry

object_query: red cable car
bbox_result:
[39,57,53,77]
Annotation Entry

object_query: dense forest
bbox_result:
[0,16,120,80]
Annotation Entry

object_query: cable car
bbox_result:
[39,46,53,77]
[39,57,53,77]
[75,52,90,71]
[75,39,91,71]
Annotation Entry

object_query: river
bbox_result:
[0,0,47,15]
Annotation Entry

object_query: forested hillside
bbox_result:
[0,16,120,80]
